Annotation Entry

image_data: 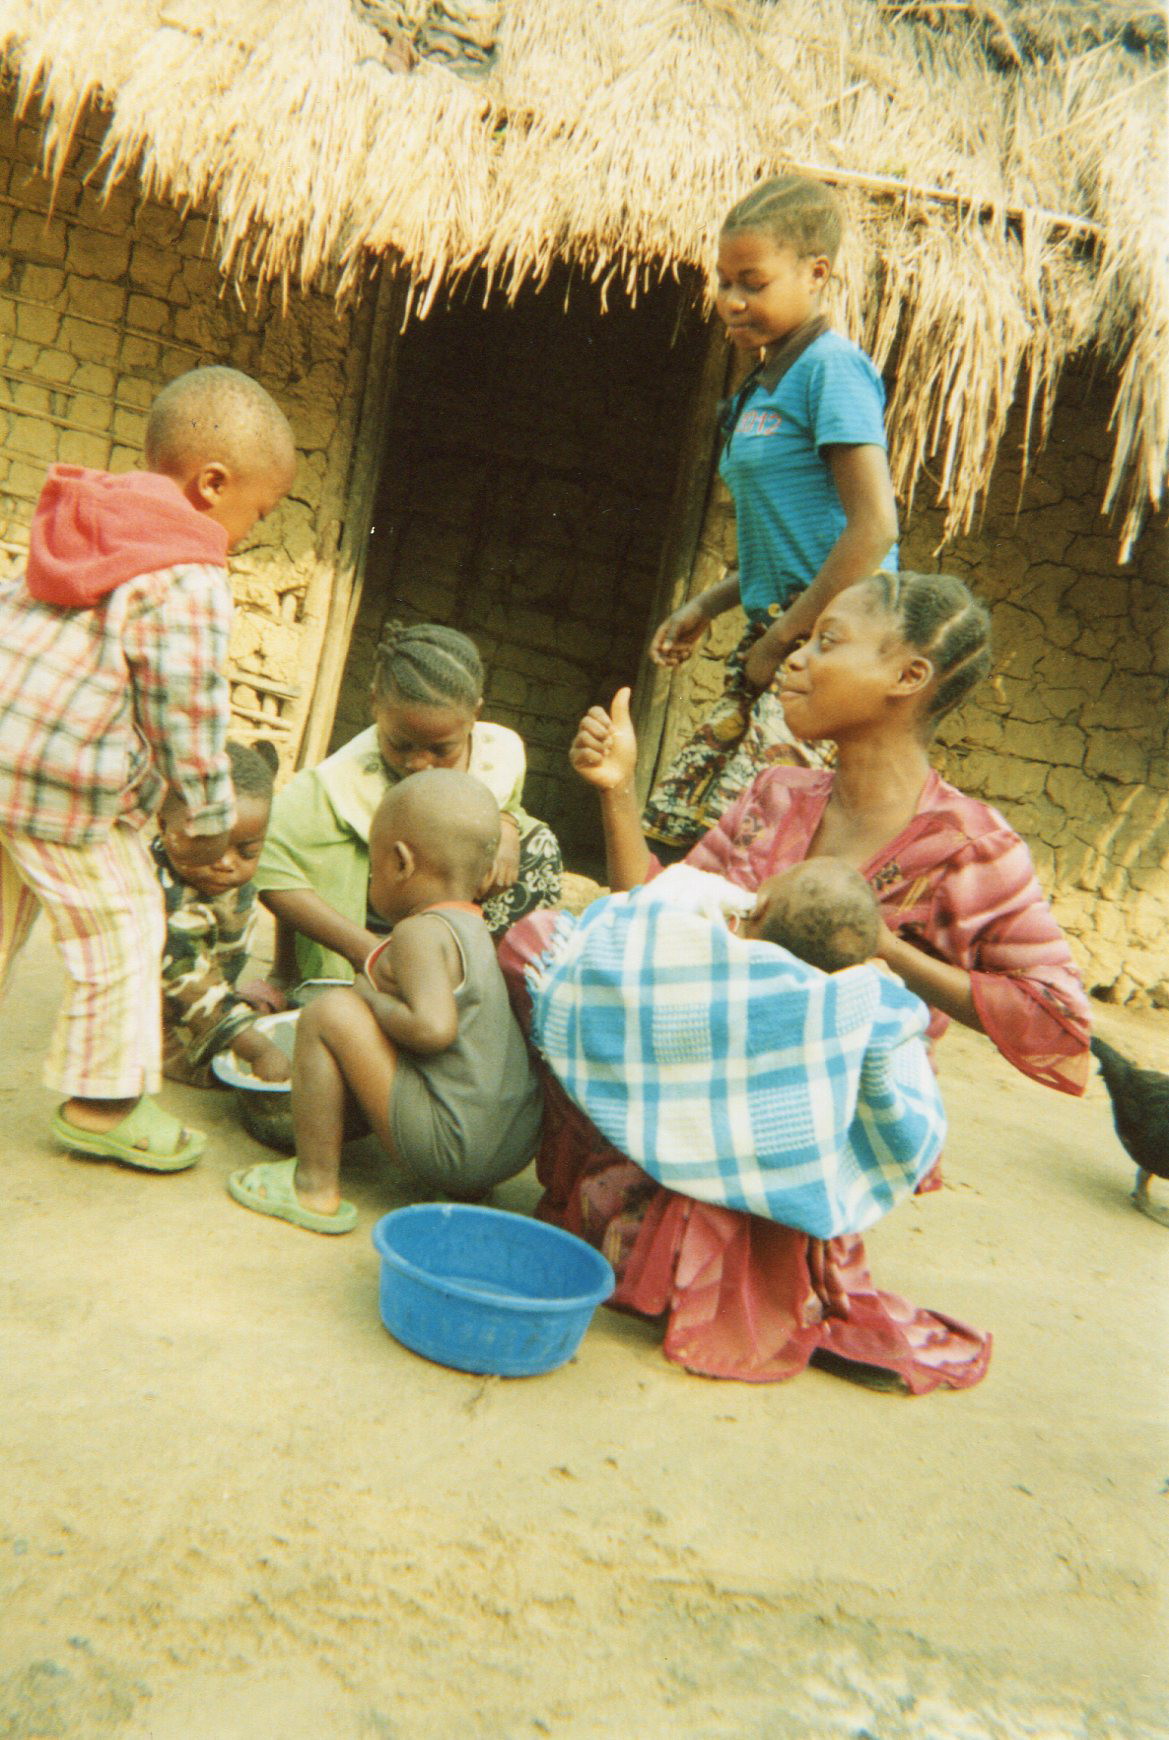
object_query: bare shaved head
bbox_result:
[370,768,500,894]
[145,366,296,482]
[745,858,879,973]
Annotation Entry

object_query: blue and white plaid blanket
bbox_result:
[526,879,946,1239]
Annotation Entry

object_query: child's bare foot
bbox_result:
[292,1161,344,1217]
[61,1096,139,1133]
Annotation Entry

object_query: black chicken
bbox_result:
[1090,1036,1169,1226]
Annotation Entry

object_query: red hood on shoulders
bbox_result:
[26,465,229,607]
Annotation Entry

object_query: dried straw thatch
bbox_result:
[0,0,1164,554]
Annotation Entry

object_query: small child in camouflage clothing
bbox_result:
[154,741,290,1086]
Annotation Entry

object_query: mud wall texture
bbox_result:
[656,370,1168,1006]
[330,270,710,861]
[0,102,368,768]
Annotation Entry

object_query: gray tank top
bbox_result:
[386,904,543,1187]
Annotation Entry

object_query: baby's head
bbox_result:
[742,859,879,973]
[368,767,500,923]
[145,365,296,548]
[160,740,275,897]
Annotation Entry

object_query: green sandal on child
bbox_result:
[227,1158,358,1234]
[52,1096,205,1171]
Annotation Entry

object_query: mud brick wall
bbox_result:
[0,100,368,769]
[330,270,709,862]
[659,370,1169,1007]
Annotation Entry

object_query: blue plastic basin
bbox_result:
[371,1204,615,1377]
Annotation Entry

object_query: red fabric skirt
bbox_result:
[501,914,990,1393]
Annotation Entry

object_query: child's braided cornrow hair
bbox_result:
[722,175,844,263]
[868,570,992,728]
[372,620,484,712]
[226,738,275,801]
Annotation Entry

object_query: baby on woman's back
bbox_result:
[527,851,942,1241]
[651,858,879,974]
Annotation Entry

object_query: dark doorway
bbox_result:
[330,264,710,864]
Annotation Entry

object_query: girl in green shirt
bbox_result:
[253,621,562,985]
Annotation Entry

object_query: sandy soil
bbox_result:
[2,923,1167,1740]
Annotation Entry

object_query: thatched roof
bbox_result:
[909,1,1167,66]
[0,0,1164,556]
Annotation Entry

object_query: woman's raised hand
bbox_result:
[570,687,638,791]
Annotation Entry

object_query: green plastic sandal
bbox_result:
[52,1097,205,1171]
[227,1158,357,1234]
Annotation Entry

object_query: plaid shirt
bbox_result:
[0,563,234,846]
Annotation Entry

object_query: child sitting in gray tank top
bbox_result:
[227,768,543,1234]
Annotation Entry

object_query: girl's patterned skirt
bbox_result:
[642,618,831,855]
[481,821,563,937]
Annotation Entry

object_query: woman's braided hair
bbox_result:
[867,570,992,729]
[372,620,484,712]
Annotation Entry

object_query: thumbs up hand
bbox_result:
[569,687,638,791]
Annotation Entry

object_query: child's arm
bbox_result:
[214,888,291,1026]
[484,814,521,893]
[355,915,461,1055]
[744,446,897,689]
[648,574,742,669]
[474,733,525,893]
[124,567,236,847]
[236,978,288,1015]
[477,729,527,888]
[269,914,302,989]
[259,887,382,977]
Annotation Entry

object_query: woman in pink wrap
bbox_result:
[501,570,1091,1392]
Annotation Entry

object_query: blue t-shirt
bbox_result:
[718,330,898,619]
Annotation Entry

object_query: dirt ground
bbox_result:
[2,921,1167,1740]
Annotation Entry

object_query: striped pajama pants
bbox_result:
[0,822,165,1099]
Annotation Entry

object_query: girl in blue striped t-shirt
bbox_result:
[643,175,899,858]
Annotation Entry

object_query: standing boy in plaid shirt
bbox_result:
[0,366,296,1169]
